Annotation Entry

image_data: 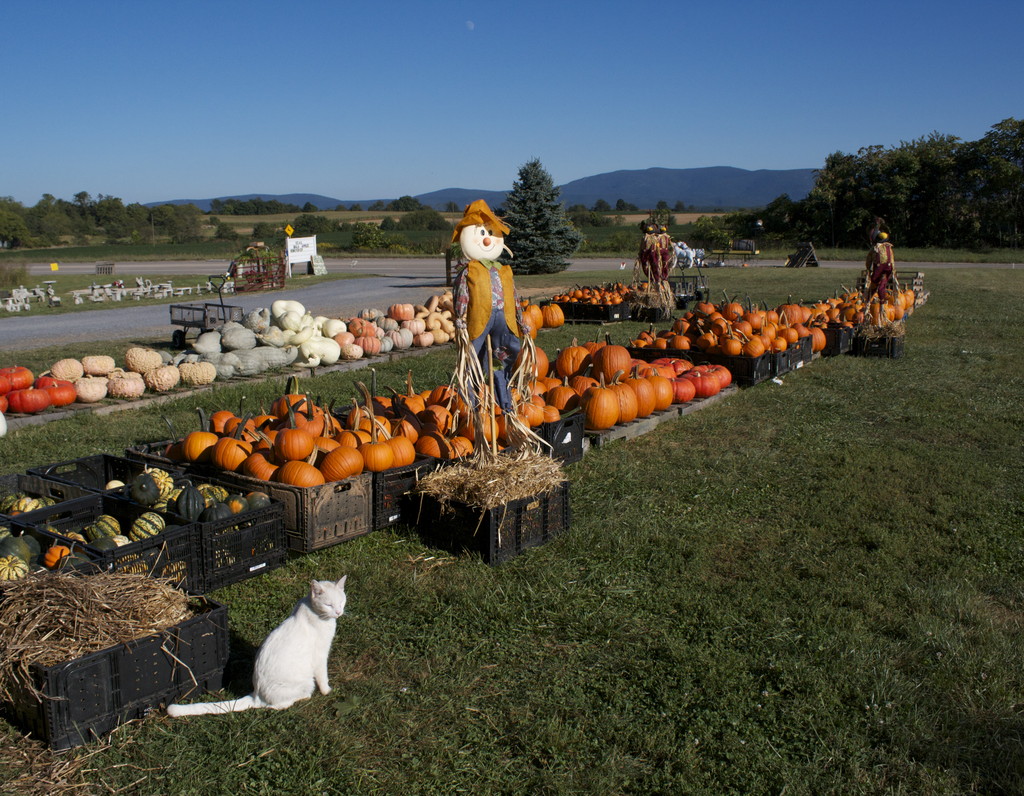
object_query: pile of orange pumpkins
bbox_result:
[152,332,730,490]
[549,283,630,309]
[531,339,729,431]
[629,287,915,358]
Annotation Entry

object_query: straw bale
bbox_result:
[415,450,564,512]
[859,318,906,340]
[0,572,191,702]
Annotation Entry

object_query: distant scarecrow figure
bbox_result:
[451,199,531,411]
[864,218,896,303]
[636,219,676,285]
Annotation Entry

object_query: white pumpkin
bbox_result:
[75,376,109,403]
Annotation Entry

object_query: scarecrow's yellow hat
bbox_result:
[451,199,509,244]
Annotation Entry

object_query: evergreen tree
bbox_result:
[501,159,581,274]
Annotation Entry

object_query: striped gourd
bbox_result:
[198,483,228,505]
[129,512,165,541]
[0,554,29,581]
[11,496,43,514]
[147,468,176,500]
[85,514,121,542]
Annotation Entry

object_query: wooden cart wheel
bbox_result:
[172,329,187,349]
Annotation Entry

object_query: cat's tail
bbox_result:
[166,694,260,717]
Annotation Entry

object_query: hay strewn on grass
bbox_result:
[0,573,191,702]
[415,450,565,512]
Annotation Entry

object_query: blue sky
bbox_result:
[3,0,1021,206]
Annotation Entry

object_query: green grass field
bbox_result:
[1,267,1022,794]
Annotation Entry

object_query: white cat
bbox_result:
[167,576,347,716]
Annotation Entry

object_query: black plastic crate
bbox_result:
[4,597,228,750]
[212,470,373,553]
[630,305,669,323]
[0,473,92,525]
[689,351,771,387]
[28,454,182,494]
[768,350,791,378]
[371,456,440,531]
[553,301,577,320]
[583,303,628,322]
[822,324,854,357]
[790,335,814,366]
[192,495,288,593]
[12,494,200,590]
[123,440,180,471]
[538,413,585,465]
[852,334,905,358]
[415,481,571,565]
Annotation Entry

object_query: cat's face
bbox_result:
[310,576,347,619]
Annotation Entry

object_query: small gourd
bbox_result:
[174,485,207,521]
[199,502,234,523]
[129,472,162,506]
[43,544,72,570]
[129,511,166,541]
[0,554,29,581]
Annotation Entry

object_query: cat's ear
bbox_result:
[310,579,322,594]
[337,574,347,590]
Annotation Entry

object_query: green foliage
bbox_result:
[213,222,239,242]
[692,215,731,249]
[567,205,614,228]
[210,197,303,215]
[502,159,583,274]
[0,209,30,248]
[291,214,337,236]
[350,221,397,251]
[386,195,424,212]
[394,208,451,232]
[794,118,1024,248]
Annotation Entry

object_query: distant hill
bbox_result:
[148,166,816,212]
[556,166,816,209]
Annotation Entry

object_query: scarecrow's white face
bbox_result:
[459,223,509,262]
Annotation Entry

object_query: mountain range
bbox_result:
[149,166,817,212]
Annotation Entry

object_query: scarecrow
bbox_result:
[630,216,676,317]
[864,218,897,323]
[636,219,676,285]
[450,199,531,412]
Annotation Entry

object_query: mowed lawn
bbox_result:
[1,266,1022,795]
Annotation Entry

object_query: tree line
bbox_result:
[742,117,1022,250]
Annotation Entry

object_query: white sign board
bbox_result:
[285,235,317,276]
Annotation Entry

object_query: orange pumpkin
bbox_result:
[319,446,364,481]
[275,460,325,487]
[43,544,72,570]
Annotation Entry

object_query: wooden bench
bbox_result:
[708,239,759,266]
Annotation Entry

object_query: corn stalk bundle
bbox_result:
[451,327,545,460]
